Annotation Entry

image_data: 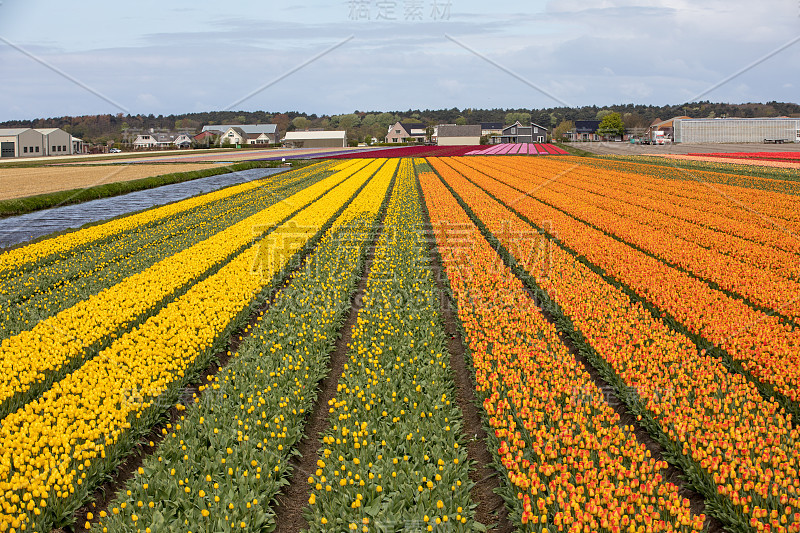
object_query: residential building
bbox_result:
[0,128,45,158]
[437,124,482,146]
[385,122,427,143]
[480,122,503,137]
[220,126,277,146]
[673,117,800,143]
[192,131,217,144]
[497,121,548,144]
[201,124,279,143]
[132,132,193,149]
[173,134,193,148]
[283,130,347,149]
[568,120,601,142]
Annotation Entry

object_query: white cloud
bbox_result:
[0,0,797,120]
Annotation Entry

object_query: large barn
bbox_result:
[282,131,347,149]
[673,117,800,143]
[0,128,45,158]
[0,128,75,158]
[36,128,74,156]
[436,124,481,146]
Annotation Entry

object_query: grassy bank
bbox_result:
[554,142,598,157]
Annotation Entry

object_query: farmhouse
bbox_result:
[282,130,347,149]
[498,121,548,144]
[220,126,277,146]
[386,122,427,143]
[480,122,503,137]
[436,124,482,146]
[673,117,800,143]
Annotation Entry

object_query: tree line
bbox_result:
[2,101,797,144]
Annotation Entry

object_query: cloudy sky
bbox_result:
[0,0,798,120]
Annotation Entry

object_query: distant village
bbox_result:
[1,115,797,158]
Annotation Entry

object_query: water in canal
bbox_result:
[0,167,288,249]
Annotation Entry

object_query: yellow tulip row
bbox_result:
[0,164,329,343]
[0,161,327,276]
[92,159,398,533]
[0,158,387,533]
[0,160,371,421]
[419,170,703,532]
[430,157,800,532]
[305,159,476,532]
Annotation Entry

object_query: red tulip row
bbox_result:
[429,156,800,532]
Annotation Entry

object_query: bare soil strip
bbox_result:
[426,250,514,532]
[0,164,216,200]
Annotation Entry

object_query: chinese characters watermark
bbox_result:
[348,0,453,21]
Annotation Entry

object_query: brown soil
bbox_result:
[0,164,214,200]
[427,246,514,532]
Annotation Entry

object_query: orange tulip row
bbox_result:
[563,159,800,258]
[458,157,800,320]
[429,157,800,533]
[560,156,800,227]
[469,156,800,282]
[419,170,703,532]
[557,157,800,257]
[436,157,800,406]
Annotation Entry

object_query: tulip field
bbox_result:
[1,153,800,533]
